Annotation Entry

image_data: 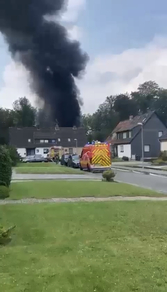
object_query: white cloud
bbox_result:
[61,0,85,41]
[61,0,85,22]
[45,0,85,40]
[0,60,37,109]
[78,36,167,113]
[67,25,82,40]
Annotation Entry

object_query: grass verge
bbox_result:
[1,202,167,291]
[15,163,83,174]
[9,181,164,199]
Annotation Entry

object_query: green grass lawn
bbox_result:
[15,163,83,174]
[1,202,167,291]
[9,181,164,199]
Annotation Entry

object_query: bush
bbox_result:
[0,225,16,245]
[0,181,7,186]
[152,159,167,165]
[0,186,10,199]
[7,146,20,166]
[159,151,167,162]
[112,158,123,162]
[102,170,115,182]
[0,146,12,187]
[122,156,129,161]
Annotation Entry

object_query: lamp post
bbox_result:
[138,122,144,168]
[74,139,78,154]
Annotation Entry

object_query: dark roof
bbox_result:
[106,111,154,145]
[159,131,167,141]
[106,111,155,145]
[9,127,87,148]
[113,111,154,133]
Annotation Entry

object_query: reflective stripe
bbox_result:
[92,147,111,166]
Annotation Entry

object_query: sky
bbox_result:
[0,0,167,113]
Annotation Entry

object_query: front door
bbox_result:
[26,148,35,156]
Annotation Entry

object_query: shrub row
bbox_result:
[0,145,12,199]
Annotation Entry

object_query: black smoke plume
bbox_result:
[0,0,88,127]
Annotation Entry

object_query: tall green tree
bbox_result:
[81,96,119,142]
[154,89,167,126]
[131,81,159,113]
[13,97,36,127]
[114,94,138,121]
[0,108,16,144]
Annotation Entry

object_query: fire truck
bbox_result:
[80,141,111,172]
[47,146,63,161]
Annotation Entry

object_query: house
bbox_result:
[9,127,87,158]
[159,132,167,152]
[106,111,166,160]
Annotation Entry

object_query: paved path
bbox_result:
[1,196,167,205]
[12,173,100,181]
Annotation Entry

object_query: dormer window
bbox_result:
[123,132,127,139]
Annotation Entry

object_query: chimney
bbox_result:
[129,115,133,120]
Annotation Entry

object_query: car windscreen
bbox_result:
[72,155,79,161]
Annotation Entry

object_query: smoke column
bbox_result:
[0,0,88,126]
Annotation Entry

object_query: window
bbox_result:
[36,149,39,153]
[44,140,49,143]
[68,138,71,142]
[28,139,31,143]
[58,138,61,142]
[43,149,49,154]
[69,148,73,154]
[129,131,132,138]
[144,145,150,152]
[120,145,124,152]
[123,132,127,139]
[158,131,163,138]
[52,139,56,143]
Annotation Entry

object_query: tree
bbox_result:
[154,89,167,126]
[13,97,36,127]
[131,81,159,113]
[86,97,119,141]
[114,94,138,121]
[81,114,94,142]
[0,108,16,144]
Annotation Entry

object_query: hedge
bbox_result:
[0,146,12,187]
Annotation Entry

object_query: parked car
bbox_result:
[68,154,80,168]
[22,154,45,163]
[61,154,70,166]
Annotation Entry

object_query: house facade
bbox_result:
[107,111,166,160]
[159,132,167,152]
[9,127,87,158]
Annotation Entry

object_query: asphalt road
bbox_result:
[113,169,167,194]
[12,169,167,194]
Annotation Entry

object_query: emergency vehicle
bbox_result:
[80,141,111,172]
[48,146,63,161]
